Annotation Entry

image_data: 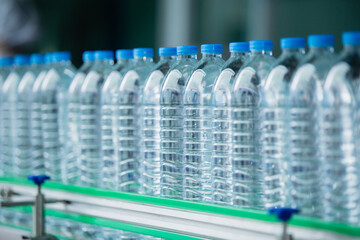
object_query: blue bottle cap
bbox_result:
[134,48,154,58]
[94,50,114,60]
[82,51,94,62]
[116,49,133,60]
[44,53,53,64]
[308,34,334,48]
[0,56,13,66]
[201,44,223,54]
[52,51,71,62]
[14,54,30,65]
[30,54,45,65]
[177,45,198,55]
[229,42,250,53]
[249,40,273,51]
[280,37,306,49]
[159,47,177,57]
[342,31,360,46]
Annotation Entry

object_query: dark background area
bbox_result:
[1,0,360,67]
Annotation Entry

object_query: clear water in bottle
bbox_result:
[31,53,53,175]
[15,54,45,178]
[0,56,13,177]
[232,40,275,209]
[140,47,177,196]
[160,45,198,199]
[1,55,30,177]
[66,51,95,185]
[40,51,76,182]
[117,48,154,193]
[319,31,360,224]
[260,38,305,209]
[211,42,249,205]
[183,44,225,202]
[79,50,114,187]
[289,34,336,217]
[101,49,133,190]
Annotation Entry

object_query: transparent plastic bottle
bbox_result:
[79,50,114,187]
[66,51,95,185]
[117,48,154,193]
[289,34,336,217]
[232,40,275,209]
[40,51,76,182]
[101,49,134,191]
[160,45,198,199]
[0,56,13,177]
[211,42,250,205]
[31,53,53,175]
[212,43,252,204]
[319,31,360,224]
[140,47,177,196]
[183,44,225,202]
[14,54,45,178]
[260,38,306,209]
[1,55,30,177]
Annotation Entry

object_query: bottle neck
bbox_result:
[177,54,197,60]
[343,45,360,54]
[202,53,222,58]
[116,59,132,64]
[250,50,273,56]
[281,48,305,54]
[309,47,334,54]
[95,59,114,64]
[230,52,250,57]
[134,56,153,63]
[160,56,176,61]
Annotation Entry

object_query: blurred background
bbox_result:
[0,0,359,66]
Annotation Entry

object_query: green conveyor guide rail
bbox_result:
[0,177,359,240]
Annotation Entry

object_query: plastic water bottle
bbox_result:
[1,54,30,177]
[31,53,53,175]
[183,44,224,202]
[117,48,154,193]
[41,51,76,182]
[79,50,114,187]
[211,42,250,205]
[232,40,276,209]
[140,47,177,196]
[14,54,45,178]
[0,56,13,177]
[289,34,336,217]
[160,45,198,199]
[319,31,360,224]
[101,49,133,190]
[260,38,306,209]
[66,51,94,185]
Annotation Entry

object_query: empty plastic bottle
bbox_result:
[41,51,76,182]
[79,50,114,187]
[31,53,53,175]
[232,40,275,209]
[260,38,306,209]
[117,48,154,193]
[319,31,360,224]
[0,56,13,177]
[211,42,250,205]
[140,47,177,196]
[101,49,133,191]
[160,45,198,199]
[289,34,336,217]
[15,54,45,178]
[183,44,224,202]
[66,51,95,185]
[1,54,30,177]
